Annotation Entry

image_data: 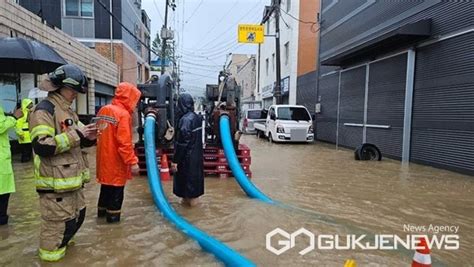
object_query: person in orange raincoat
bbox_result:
[96,82,141,223]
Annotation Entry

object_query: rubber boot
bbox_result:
[106,212,120,223]
[0,215,8,225]
[97,208,106,218]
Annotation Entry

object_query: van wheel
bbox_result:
[256,131,261,139]
[268,133,273,143]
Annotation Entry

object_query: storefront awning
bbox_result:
[321,19,432,66]
[95,82,115,96]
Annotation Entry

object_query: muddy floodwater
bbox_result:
[0,135,473,266]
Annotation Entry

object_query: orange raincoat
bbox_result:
[96,82,141,186]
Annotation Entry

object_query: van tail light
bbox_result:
[243,118,248,128]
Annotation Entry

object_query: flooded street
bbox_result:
[0,135,473,266]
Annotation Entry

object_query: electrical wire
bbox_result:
[153,0,164,23]
[279,7,316,25]
[197,0,264,50]
[280,13,290,29]
[95,0,158,56]
[184,0,203,24]
[191,0,240,48]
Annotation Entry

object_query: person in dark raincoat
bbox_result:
[171,93,204,207]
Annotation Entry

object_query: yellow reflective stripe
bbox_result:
[39,247,66,262]
[82,169,91,183]
[77,121,85,127]
[36,175,83,191]
[34,155,84,191]
[31,125,55,139]
[34,155,41,178]
[54,133,70,153]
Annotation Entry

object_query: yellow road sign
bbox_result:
[238,24,264,44]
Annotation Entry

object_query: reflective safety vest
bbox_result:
[15,98,33,144]
[29,92,92,193]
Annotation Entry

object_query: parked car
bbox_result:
[239,109,267,134]
[254,105,314,143]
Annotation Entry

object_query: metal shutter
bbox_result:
[411,32,474,175]
[316,72,339,143]
[366,54,407,159]
[296,71,318,113]
[338,66,366,148]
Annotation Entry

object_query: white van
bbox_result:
[254,105,314,143]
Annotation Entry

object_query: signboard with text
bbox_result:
[238,24,264,44]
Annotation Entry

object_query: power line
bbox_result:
[153,0,164,23]
[191,0,240,48]
[180,60,221,67]
[279,7,316,25]
[280,13,290,29]
[182,71,216,79]
[184,0,203,24]
[197,0,264,50]
[95,0,157,56]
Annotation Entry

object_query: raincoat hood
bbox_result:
[21,98,33,111]
[112,82,141,113]
[177,93,194,115]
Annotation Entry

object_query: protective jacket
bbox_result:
[29,92,94,193]
[173,94,204,198]
[0,106,16,195]
[15,98,33,144]
[96,82,141,186]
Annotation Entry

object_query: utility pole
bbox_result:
[161,0,169,75]
[273,0,282,104]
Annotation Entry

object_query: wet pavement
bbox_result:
[0,135,473,266]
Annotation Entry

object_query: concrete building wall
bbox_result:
[316,0,474,175]
[95,41,146,84]
[0,0,118,115]
[228,55,256,101]
[257,0,318,107]
[297,0,319,76]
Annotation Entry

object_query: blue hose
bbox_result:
[144,116,255,267]
[219,115,274,204]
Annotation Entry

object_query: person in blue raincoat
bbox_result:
[0,105,23,225]
[171,93,204,207]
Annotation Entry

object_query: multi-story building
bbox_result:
[316,1,474,175]
[226,54,256,101]
[0,1,117,118]
[18,0,151,110]
[256,0,320,110]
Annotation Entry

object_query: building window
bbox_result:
[284,42,290,65]
[265,58,269,76]
[65,0,93,17]
[286,0,291,12]
[266,20,270,34]
[272,53,275,71]
[0,74,19,114]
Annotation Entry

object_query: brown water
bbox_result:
[1,135,473,266]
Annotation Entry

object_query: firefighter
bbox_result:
[29,64,97,261]
[15,98,33,162]
[0,105,23,225]
[96,82,141,223]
